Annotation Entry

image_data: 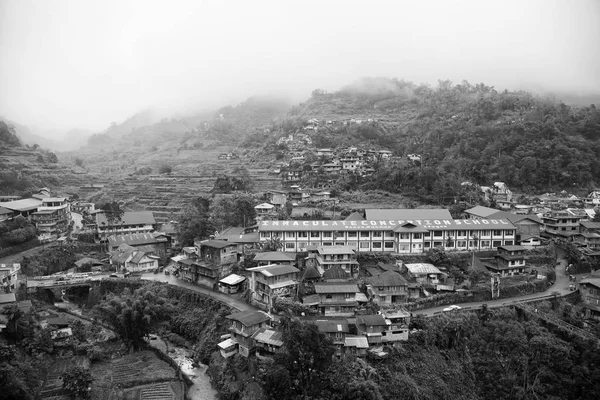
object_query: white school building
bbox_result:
[258,210,517,254]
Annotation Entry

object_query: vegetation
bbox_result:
[176,194,257,245]
[0,216,38,247]
[62,366,93,400]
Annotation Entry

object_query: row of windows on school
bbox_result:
[259,229,516,252]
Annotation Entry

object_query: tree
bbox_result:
[93,287,173,351]
[158,164,173,174]
[267,317,335,398]
[62,366,92,400]
[177,196,212,246]
[71,320,86,342]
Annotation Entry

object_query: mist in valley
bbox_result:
[1,0,599,148]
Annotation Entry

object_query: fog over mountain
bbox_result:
[0,0,599,136]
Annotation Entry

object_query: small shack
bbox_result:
[218,274,246,294]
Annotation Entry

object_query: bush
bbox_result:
[159,164,173,174]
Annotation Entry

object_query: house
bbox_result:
[579,232,600,250]
[583,189,600,208]
[542,210,585,240]
[225,310,273,357]
[579,278,600,320]
[315,246,358,277]
[266,191,288,209]
[70,202,95,214]
[157,222,180,248]
[110,245,160,272]
[313,282,361,317]
[0,264,20,293]
[355,314,388,345]
[380,310,410,343]
[254,203,276,221]
[580,221,600,235]
[404,263,445,285]
[251,327,284,357]
[378,150,393,159]
[343,335,369,357]
[315,319,349,354]
[97,211,156,239]
[195,239,238,266]
[253,252,296,266]
[247,264,299,309]
[487,211,543,246]
[365,270,408,304]
[283,169,302,183]
[322,264,350,282]
[484,245,527,277]
[218,274,246,294]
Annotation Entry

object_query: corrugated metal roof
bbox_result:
[317,246,354,255]
[220,274,246,286]
[258,264,299,277]
[344,335,369,348]
[251,328,284,346]
[405,263,442,275]
[226,310,271,326]
[97,211,156,226]
[1,198,42,212]
[314,282,360,293]
[254,252,296,262]
[365,208,452,221]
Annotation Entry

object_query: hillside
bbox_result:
[0,121,91,195]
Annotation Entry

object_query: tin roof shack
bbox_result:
[314,282,361,317]
[579,278,600,321]
[344,335,369,357]
[218,274,246,294]
[247,264,299,309]
[226,311,272,357]
[404,263,445,285]
[484,245,527,277]
[251,327,284,358]
[365,270,408,305]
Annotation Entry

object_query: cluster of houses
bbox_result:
[0,188,71,241]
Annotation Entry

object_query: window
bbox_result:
[384,241,394,249]
[360,231,370,238]
[372,242,382,249]
[347,231,358,238]
[335,242,345,246]
[434,231,443,237]
[298,242,307,249]
[482,230,491,237]
[323,242,332,246]
[493,230,502,236]
[260,232,269,239]
[424,232,431,237]
[323,231,332,238]
[481,240,490,247]
[446,241,455,248]
[285,243,295,249]
[413,233,422,239]
[326,294,332,299]
[385,231,394,238]
[458,230,466,237]
[360,241,370,249]
[504,240,513,246]
[424,242,431,248]
[434,241,442,247]
[504,230,513,236]
[298,231,308,238]
[398,244,409,252]
[457,241,467,247]
[345,293,352,299]
[286,232,295,238]
[372,231,382,238]
[310,231,320,238]
[493,240,502,247]
[400,233,409,240]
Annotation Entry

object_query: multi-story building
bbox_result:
[315,319,350,355]
[365,270,408,304]
[97,211,156,239]
[315,246,358,276]
[542,210,585,239]
[225,310,273,357]
[259,213,517,254]
[0,264,20,293]
[313,282,361,317]
[31,197,70,236]
[579,277,600,321]
[247,264,299,309]
[484,245,527,277]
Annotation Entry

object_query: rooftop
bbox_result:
[97,211,156,227]
[366,270,408,287]
[465,206,500,218]
[405,263,442,275]
[364,208,452,221]
[108,233,165,248]
[199,240,237,249]
[253,252,296,262]
[314,282,360,294]
[357,314,387,326]
[0,198,42,212]
[315,319,349,333]
[226,310,271,326]
[256,264,299,277]
[317,245,355,255]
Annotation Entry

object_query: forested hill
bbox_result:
[254,77,600,192]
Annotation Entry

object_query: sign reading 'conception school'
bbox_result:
[260,219,515,231]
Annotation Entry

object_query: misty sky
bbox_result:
[1,0,599,134]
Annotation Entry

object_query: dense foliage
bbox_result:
[62,366,93,400]
[251,305,600,400]
[177,194,257,245]
[20,245,77,276]
[0,216,38,246]
[270,78,600,198]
